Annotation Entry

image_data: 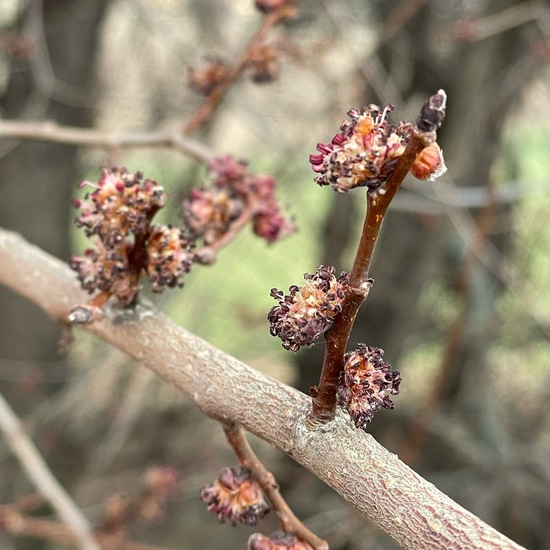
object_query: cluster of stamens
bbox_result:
[309,103,446,192]
[268,266,349,352]
[336,344,401,429]
[183,155,293,247]
[200,467,270,526]
[70,167,194,306]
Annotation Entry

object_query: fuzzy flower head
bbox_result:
[249,533,314,550]
[146,225,194,292]
[183,156,294,246]
[188,57,230,96]
[69,240,139,305]
[309,104,412,193]
[182,186,242,244]
[200,468,270,526]
[337,344,401,429]
[268,266,349,352]
[74,167,164,246]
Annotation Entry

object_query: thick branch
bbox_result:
[0,228,525,550]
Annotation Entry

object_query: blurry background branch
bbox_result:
[0,391,99,550]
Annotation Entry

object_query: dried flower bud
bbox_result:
[249,174,295,242]
[249,532,314,550]
[309,104,412,192]
[182,187,243,244]
[74,167,164,246]
[416,89,447,133]
[144,466,181,498]
[246,43,281,83]
[188,57,230,96]
[268,266,349,352]
[337,344,401,429]
[201,468,270,526]
[410,142,446,181]
[70,240,139,305]
[146,225,194,292]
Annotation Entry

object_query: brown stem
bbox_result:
[310,128,434,424]
[184,7,293,135]
[0,505,170,550]
[193,204,255,265]
[223,423,328,550]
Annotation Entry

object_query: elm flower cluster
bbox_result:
[337,344,401,429]
[200,467,270,526]
[249,532,313,550]
[188,57,230,96]
[309,102,446,192]
[71,167,194,306]
[309,104,412,192]
[183,156,293,246]
[268,266,349,352]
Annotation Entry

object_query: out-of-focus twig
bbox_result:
[0,120,215,163]
[184,5,296,134]
[0,392,99,550]
[400,189,497,466]
[0,505,171,550]
[223,422,328,550]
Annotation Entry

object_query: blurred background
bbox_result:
[1,0,550,548]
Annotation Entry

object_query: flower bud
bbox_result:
[337,344,401,428]
[309,105,412,192]
[268,266,349,352]
[188,57,230,96]
[201,468,270,526]
[410,142,446,181]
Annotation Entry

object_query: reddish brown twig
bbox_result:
[310,127,434,424]
[223,422,328,550]
[184,5,296,135]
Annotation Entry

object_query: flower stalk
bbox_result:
[310,91,446,424]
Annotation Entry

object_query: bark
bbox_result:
[0,227,526,550]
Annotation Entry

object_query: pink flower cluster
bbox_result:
[309,102,446,192]
[71,167,193,305]
[336,344,401,429]
[183,156,294,247]
[268,265,349,352]
[71,158,291,309]
[200,467,270,526]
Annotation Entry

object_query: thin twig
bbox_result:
[0,505,171,550]
[0,120,215,163]
[310,127,434,423]
[0,392,100,550]
[184,5,295,134]
[223,422,328,550]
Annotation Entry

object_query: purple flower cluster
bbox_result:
[71,167,194,306]
[337,344,401,429]
[200,467,270,526]
[268,266,349,352]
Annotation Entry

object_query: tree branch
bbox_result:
[0,392,99,550]
[0,227,525,550]
[0,120,215,163]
